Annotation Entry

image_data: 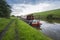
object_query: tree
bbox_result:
[11,15,15,17]
[0,0,11,18]
[47,14,53,19]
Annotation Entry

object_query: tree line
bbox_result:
[0,0,11,18]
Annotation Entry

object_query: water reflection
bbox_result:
[46,19,60,23]
[46,19,54,23]
[40,20,60,40]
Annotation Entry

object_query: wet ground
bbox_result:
[40,20,60,40]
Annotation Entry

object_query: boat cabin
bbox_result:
[26,14,34,20]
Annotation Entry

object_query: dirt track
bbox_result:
[0,19,14,40]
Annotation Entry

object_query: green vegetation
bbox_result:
[0,18,52,40]
[0,18,11,32]
[0,0,11,18]
[33,9,60,20]
[2,20,15,40]
[16,19,52,40]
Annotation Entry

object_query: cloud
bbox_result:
[6,0,60,5]
[6,0,60,16]
[11,3,51,16]
[11,2,60,16]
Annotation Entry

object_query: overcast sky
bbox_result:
[6,0,60,16]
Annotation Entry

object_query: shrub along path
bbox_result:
[0,19,14,40]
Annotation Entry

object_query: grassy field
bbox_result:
[16,19,52,40]
[33,9,60,19]
[0,18,52,40]
[2,20,15,40]
[0,18,11,32]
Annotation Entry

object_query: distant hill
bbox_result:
[33,9,60,19]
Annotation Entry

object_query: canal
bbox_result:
[40,20,60,40]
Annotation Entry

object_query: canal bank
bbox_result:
[16,19,52,40]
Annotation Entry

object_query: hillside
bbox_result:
[33,9,60,19]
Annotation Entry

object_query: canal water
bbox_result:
[40,20,60,40]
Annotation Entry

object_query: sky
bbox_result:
[6,0,60,16]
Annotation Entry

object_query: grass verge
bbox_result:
[1,18,52,40]
[0,18,11,32]
[16,19,52,40]
[2,20,15,40]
